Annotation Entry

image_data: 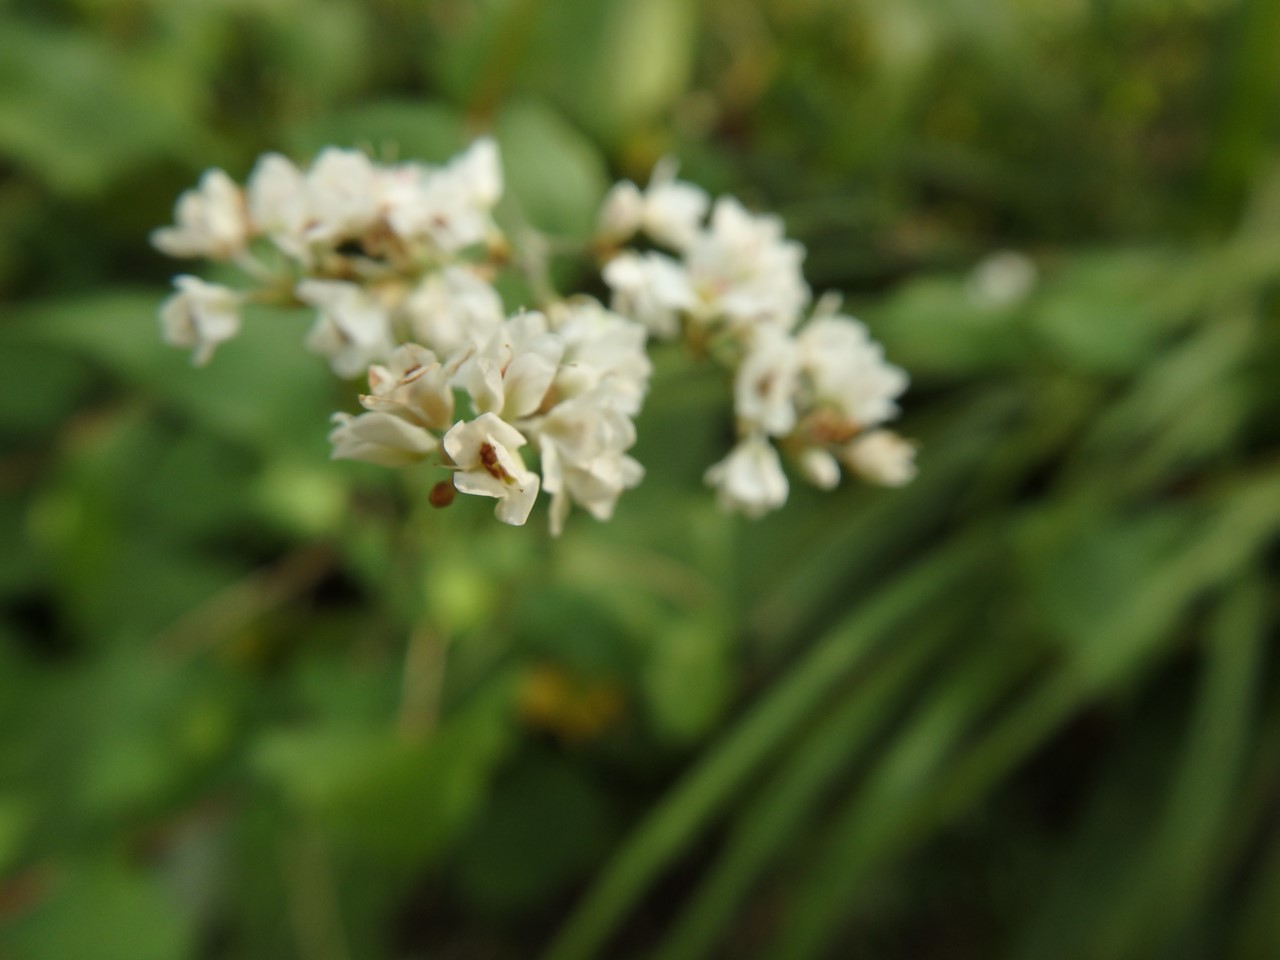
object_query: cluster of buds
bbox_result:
[597,161,916,518]
[153,140,913,532]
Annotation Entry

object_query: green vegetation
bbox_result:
[2,1,1279,958]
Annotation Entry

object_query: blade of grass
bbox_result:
[653,609,975,960]
[1106,574,1266,958]
[539,533,989,960]
[771,619,1044,960]
[768,466,1280,960]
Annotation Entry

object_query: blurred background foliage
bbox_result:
[2,0,1280,958]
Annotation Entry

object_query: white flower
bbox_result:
[597,181,645,243]
[297,279,395,377]
[303,148,385,244]
[840,430,917,487]
[360,343,457,431]
[328,411,438,467]
[388,138,503,252]
[968,250,1037,307]
[455,312,565,419]
[683,197,809,331]
[734,329,800,436]
[704,436,789,517]
[597,158,709,251]
[796,316,908,429]
[152,169,248,260]
[247,153,309,257]
[403,266,505,357]
[602,251,695,339]
[158,276,242,366]
[798,447,841,490]
[549,297,652,416]
[443,413,540,526]
[534,390,644,535]
[639,158,710,251]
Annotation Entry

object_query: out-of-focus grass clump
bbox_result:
[2,1,1279,959]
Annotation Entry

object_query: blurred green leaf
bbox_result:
[285,100,467,165]
[495,99,609,240]
[642,613,734,744]
[0,861,193,960]
[5,292,335,456]
[0,24,206,195]
[252,678,516,866]
[456,753,614,915]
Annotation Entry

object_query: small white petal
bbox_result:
[158,276,242,366]
[704,437,789,518]
[597,181,644,242]
[798,448,841,490]
[841,430,917,487]
[152,169,248,260]
[328,411,438,467]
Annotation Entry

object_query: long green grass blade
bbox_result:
[540,535,988,960]
[653,611,970,960]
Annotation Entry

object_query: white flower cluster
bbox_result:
[328,300,649,533]
[153,140,649,533]
[596,162,916,517]
[153,140,503,372]
[153,140,915,532]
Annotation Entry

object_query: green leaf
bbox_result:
[641,613,734,744]
[252,679,516,866]
[456,753,615,916]
[5,292,335,457]
[495,99,609,240]
[284,100,468,165]
[0,24,206,195]
[0,861,192,960]
[655,613,960,960]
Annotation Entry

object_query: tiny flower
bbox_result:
[158,276,243,366]
[360,343,457,431]
[704,436,789,518]
[455,312,564,419]
[444,413,541,526]
[303,148,385,244]
[328,411,438,467]
[968,250,1037,308]
[246,153,309,257]
[637,157,710,251]
[549,297,652,416]
[597,158,709,251]
[734,330,801,436]
[797,447,841,490]
[796,315,908,430]
[403,266,505,357]
[535,389,643,535]
[840,430,917,487]
[152,169,249,260]
[297,279,395,377]
[683,196,809,331]
[387,138,503,252]
[602,251,695,339]
[597,181,645,243]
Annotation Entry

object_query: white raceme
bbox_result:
[154,140,916,532]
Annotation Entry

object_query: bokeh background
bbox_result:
[2,1,1280,958]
